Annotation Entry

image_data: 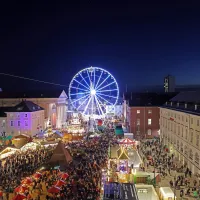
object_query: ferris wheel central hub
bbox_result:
[91,89,96,95]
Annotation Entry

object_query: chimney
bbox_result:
[195,104,198,110]
[177,102,179,107]
[185,103,187,109]
[165,102,167,105]
[171,102,173,106]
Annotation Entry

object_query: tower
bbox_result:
[164,75,175,93]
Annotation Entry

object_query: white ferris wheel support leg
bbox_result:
[95,95,105,116]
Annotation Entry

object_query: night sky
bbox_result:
[0,1,200,92]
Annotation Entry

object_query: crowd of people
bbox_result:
[0,147,54,195]
[140,139,200,198]
[0,131,118,200]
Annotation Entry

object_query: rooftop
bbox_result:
[0,101,44,114]
[161,91,200,116]
[170,91,200,103]
[124,92,177,107]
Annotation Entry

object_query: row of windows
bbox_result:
[10,113,28,118]
[10,120,28,127]
[136,118,152,125]
[135,129,152,135]
[137,110,152,114]
[161,110,200,126]
[162,124,200,147]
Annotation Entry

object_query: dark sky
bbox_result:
[0,1,200,92]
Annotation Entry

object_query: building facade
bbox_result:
[0,101,44,136]
[129,106,160,139]
[123,92,176,140]
[0,90,68,129]
[160,91,200,174]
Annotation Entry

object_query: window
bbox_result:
[147,129,152,135]
[148,110,152,114]
[197,120,199,126]
[189,149,193,160]
[17,113,20,118]
[10,121,14,126]
[186,128,188,140]
[182,116,184,121]
[196,134,199,147]
[148,119,152,125]
[18,121,21,126]
[137,110,140,114]
[24,114,28,118]
[191,118,193,124]
[136,119,140,125]
[195,153,199,165]
[25,121,28,126]
[191,131,193,143]
[182,127,183,137]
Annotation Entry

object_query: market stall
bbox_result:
[159,187,176,200]
[21,142,40,151]
[12,134,32,148]
[0,147,20,160]
[119,138,137,150]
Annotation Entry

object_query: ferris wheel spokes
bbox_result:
[74,79,90,90]
[79,73,90,88]
[86,70,92,86]
[97,81,116,91]
[70,92,90,96]
[96,93,113,105]
[95,95,107,110]
[83,96,92,115]
[96,92,118,99]
[71,93,90,105]
[97,89,118,93]
[94,95,105,116]
[70,86,89,93]
[95,70,103,89]
[95,74,110,91]
[77,95,90,111]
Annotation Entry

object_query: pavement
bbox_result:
[139,147,200,200]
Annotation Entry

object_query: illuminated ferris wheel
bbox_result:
[69,66,119,117]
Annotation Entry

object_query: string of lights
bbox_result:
[0,72,68,88]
